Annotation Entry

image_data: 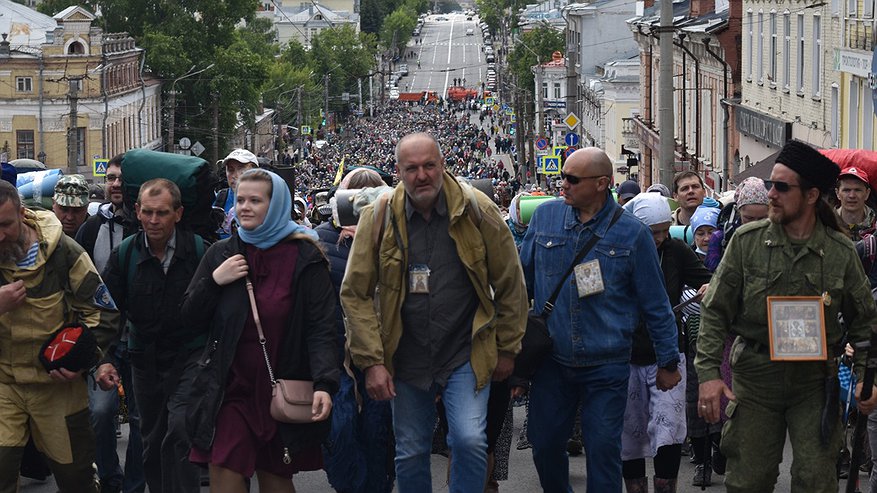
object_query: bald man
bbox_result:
[520,147,681,493]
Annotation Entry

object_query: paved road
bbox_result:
[21,404,806,492]
[401,13,486,97]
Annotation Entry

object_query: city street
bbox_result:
[400,13,487,96]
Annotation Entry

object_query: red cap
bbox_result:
[838,167,870,188]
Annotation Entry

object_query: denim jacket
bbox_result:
[520,194,679,368]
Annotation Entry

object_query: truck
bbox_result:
[447,86,478,102]
[397,90,439,104]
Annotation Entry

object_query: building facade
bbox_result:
[0,2,160,173]
[837,0,876,151]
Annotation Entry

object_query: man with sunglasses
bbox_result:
[695,140,877,492]
[520,147,681,492]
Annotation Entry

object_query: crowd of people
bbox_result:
[6,98,877,493]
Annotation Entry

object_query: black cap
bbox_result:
[39,324,98,372]
[617,180,641,200]
[775,140,840,193]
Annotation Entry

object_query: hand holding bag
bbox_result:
[246,277,316,424]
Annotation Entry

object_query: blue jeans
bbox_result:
[391,362,490,493]
[529,358,630,493]
[89,344,145,493]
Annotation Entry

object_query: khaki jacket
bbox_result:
[0,209,118,385]
[340,172,527,390]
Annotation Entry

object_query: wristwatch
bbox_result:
[659,359,680,371]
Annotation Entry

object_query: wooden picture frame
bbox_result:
[766,296,828,361]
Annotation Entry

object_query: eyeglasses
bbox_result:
[763,180,801,193]
[560,172,607,185]
[105,174,121,183]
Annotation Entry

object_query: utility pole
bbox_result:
[369,74,374,118]
[324,74,330,131]
[658,0,675,186]
[167,64,215,153]
[297,86,303,161]
[212,96,219,164]
[66,78,80,175]
[357,77,363,115]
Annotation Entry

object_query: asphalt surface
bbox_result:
[399,13,487,96]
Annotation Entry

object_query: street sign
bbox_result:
[179,137,191,149]
[505,107,514,116]
[492,104,500,112]
[565,147,577,158]
[542,156,561,174]
[301,125,312,135]
[564,113,580,130]
[485,97,495,105]
[564,132,580,147]
[535,137,549,150]
[553,145,568,157]
[93,158,108,177]
[191,141,206,157]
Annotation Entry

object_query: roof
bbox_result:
[0,0,57,49]
[627,0,728,34]
[275,3,356,24]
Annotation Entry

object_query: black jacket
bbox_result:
[180,233,340,453]
[630,238,712,366]
[314,221,350,357]
[102,227,208,357]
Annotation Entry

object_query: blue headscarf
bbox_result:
[237,170,318,249]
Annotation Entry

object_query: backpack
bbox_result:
[121,149,219,243]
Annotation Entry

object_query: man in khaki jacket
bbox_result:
[341,132,527,493]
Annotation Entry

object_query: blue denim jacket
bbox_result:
[520,195,679,368]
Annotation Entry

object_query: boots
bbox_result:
[653,477,677,493]
[692,463,712,487]
[624,476,648,493]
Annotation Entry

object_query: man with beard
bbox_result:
[0,180,119,492]
[671,171,706,226]
[695,140,877,492]
[75,153,144,493]
[52,175,90,237]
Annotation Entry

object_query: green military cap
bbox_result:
[53,174,89,207]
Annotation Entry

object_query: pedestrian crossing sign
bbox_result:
[542,156,560,174]
[93,158,108,177]
[301,125,312,135]
[553,146,568,157]
[485,97,495,105]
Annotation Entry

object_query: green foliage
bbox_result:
[279,40,312,71]
[507,26,564,92]
[380,6,417,53]
[238,17,279,59]
[36,0,98,16]
[359,0,385,34]
[263,64,322,127]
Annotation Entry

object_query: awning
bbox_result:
[732,151,779,185]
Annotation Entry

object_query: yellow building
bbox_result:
[0,3,160,174]
[837,0,876,150]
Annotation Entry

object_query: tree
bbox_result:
[380,6,417,54]
[507,25,564,93]
[310,26,377,116]
[263,64,322,128]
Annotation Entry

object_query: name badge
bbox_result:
[409,264,430,294]
[574,259,604,298]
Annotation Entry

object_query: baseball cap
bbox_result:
[39,323,98,372]
[838,167,870,188]
[617,180,641,201]
[53,174,89,207]
[222,149,259,167]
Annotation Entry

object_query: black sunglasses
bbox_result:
[560,172,607,185]
[763,180,801,193]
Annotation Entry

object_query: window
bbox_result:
[783,13,791,89]
[867,0,874,18]
[812,15,821,96]
[832,0,840,15]
[850,0,858,16]
[849,79,859,148]
[747,11,753,80]
[797,14,805,94]
[542,82,548,99]
[16,77,32,92]
[16,130,34,159]
[770,12,777,85]
[553,82,561,99]
[757,12,764,83]
[76,128,86,167]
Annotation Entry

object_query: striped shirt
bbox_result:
[16,242,39,268]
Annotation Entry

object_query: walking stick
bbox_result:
[846,333,877,493]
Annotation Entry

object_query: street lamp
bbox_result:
[167,63,215,152]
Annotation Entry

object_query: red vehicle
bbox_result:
[397,90,439,103]
[447,86,477,102]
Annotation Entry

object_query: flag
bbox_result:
[333,156,346,186]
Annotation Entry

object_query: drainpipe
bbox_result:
[675,33,701,166]
[38,53,45,159]
[703,37,730,190]
[138,49,146,148]
[102,49,108,158]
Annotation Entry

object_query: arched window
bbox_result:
[67,41,84,54]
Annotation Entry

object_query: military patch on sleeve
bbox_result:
[93,283,117,310]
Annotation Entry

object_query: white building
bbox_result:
[258,2,360,49]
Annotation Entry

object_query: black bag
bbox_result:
[513,207,624,379]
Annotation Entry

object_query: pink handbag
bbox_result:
[246,278,314,424]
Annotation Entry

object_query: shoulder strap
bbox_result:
[864,235,877,272]
[541,206,624,318]
[459,181,483,226]
[371,192,393,255]
[213,189,229,209]
[119,235,138,297]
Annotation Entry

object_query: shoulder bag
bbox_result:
[514,207,624,379]
[246,277,315,424]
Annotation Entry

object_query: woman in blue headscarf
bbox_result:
[182,168,339,493]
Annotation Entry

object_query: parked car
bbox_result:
[466,28,474,36]
[399,64,409,76]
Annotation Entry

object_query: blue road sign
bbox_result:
[565,147,577,158]
[543,156,560,174]
[535,137,549,150]
[565,132,580,147]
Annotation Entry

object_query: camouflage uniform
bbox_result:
[695,218,877,492]
[53,175,90,208]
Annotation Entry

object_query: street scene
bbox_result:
[2,0,877,492]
